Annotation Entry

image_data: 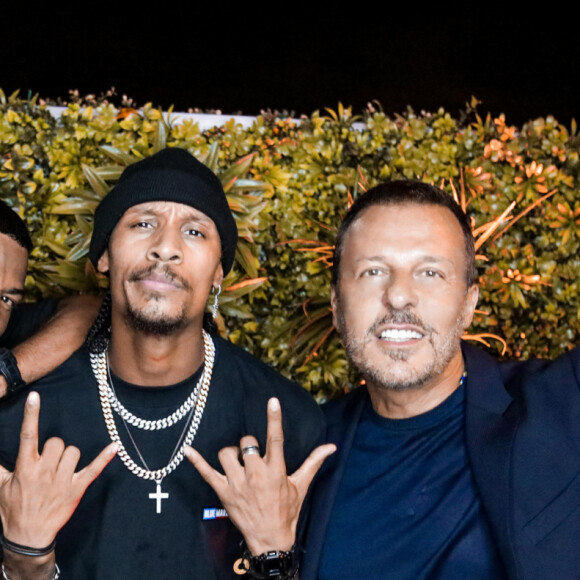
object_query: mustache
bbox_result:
[128,265,191,290]
[368,309,436,336]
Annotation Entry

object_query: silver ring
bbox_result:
[241,445,260,458]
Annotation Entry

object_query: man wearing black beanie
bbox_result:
[0,148,331,580]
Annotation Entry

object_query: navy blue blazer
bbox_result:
[301,342,580,579]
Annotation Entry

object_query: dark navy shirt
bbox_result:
[319,383,507,579]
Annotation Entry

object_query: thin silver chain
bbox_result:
[90,331,214,482]
[104,330,214,430]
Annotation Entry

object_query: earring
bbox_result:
[212,285,222,319]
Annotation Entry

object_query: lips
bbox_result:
[370,310,432,344]
[369,310,433,340]
[141,272,181,288]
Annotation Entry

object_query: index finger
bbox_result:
[74,442,118,491]
[264,398,286,470]
[184,446,228,493]
[15,391,41,467]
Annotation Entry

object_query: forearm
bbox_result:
[1,504,59,580]
[9,295,101,387]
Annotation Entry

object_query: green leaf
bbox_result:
[82,164,110,199]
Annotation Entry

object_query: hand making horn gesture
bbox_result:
[185,397,335,556]
[0,391,117,579]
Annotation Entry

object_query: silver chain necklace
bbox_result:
[104,330,214,430]
[119,402,196,514]
[90,330,215,513]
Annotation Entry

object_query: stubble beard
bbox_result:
[125,299,188,336]
[124,265,191,336]
[335,299,466,391]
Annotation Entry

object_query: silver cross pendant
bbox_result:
[149,481,169,514]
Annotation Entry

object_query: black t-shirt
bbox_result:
[0,299,60,348]
[0,335,325,579]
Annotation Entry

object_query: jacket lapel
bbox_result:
[300,388,367,580]
[462,342,520,579]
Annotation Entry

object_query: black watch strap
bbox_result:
[243,546,298,579]
[0,347,26,395]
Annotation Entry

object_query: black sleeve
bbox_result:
[0,299,61,349]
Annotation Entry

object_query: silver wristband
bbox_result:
[1,562,60,580]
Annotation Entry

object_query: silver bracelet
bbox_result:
[1,562,60,580]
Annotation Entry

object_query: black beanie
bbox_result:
[0,199,32,253]
[89,148,238,274]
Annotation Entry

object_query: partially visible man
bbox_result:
[0,148,331,580]
[0,199,31,339]
[0,199,101,398]
[193,181,580,580]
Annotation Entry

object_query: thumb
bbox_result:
[290,443,336,492]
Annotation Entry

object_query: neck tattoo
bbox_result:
[91,329,214,514]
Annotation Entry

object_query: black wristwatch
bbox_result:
[0,347,26,395]
[242,546,298,579]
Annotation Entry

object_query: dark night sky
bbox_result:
[2,8,578,126]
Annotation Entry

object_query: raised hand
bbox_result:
[185,397,335,555]
[0,391,117,549]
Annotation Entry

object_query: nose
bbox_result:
[383,272,418,311]
[146,227,183,264]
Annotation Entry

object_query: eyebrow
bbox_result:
[129,207,213,223]
[356,255,455,266]
[416,255,454,265]
[1,288,24,296]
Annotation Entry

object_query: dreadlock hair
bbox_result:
[203,312,218,335]
[84,291,219,354]
[85,291,112,354]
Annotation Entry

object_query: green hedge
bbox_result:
[1,92,579,401]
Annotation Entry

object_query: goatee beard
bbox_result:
[125,303,187,336]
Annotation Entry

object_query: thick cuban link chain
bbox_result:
[90,331,214,481]
[104,330,214,430]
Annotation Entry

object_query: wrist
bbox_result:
[1,552,57,580]
[0,531,55,555]
[0,348,25,396]
[239,543,299,580]
[245,530,296,555]
[1,535,56,558]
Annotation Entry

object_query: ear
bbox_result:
[212,263,224,289]
[462,284,479,329]
[330,285,339,329]
[97,250,110,274]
